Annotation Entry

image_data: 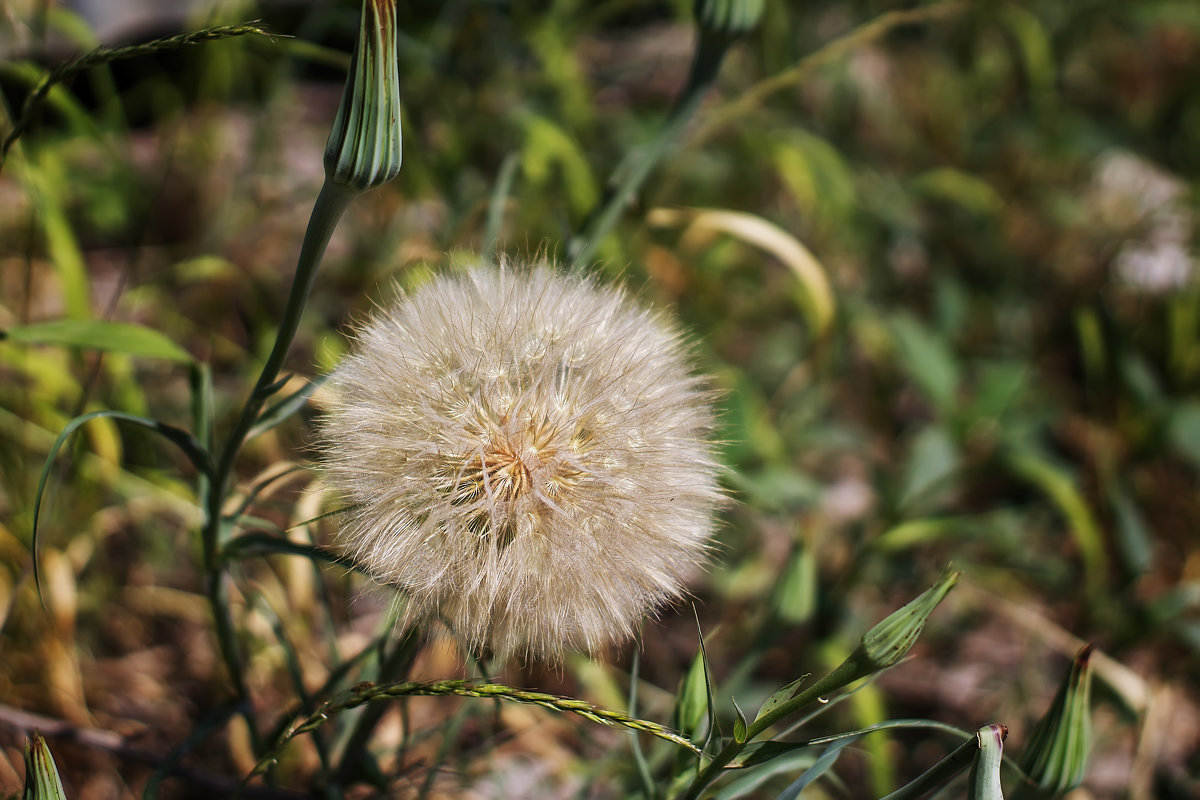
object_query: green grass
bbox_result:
[2,0,1198,797]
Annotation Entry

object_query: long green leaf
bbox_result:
[143,701,244,800]
[714,749,818,800]
[220,532,350,568]
[32,410,212,596]
[727,740,815,769]
[879,734,980,800]
[775,736,859,800]
[3,320,194,362]
[483,151,521,258]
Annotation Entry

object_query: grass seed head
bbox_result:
[321,263,722,660]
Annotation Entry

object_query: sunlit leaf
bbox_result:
[648,207,835,337]
[3,320,193,362]
[32,410,211,597]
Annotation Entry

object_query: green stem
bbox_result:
[213,180,355,493]
[681,654,869,800]
[201,178,357,746]
[567,36,728,266]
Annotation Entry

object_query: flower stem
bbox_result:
[201,178,357,744]
[213,180,356,491]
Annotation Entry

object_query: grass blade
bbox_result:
[32,410,212,598]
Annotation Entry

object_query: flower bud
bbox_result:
[1015,645,1094,798]
[23,733,68,800]
[859,568,958,670]
[324,0,403,191]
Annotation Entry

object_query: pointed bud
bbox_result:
[23,732,68,800]
[860,568,959,670]
[1016,645,1095,798]
[324,0,403,191]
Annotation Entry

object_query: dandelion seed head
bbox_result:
[321,263,721,660]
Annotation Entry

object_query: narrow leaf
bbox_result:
[879,731,979,800]
[775,736,860,800]
[713,749,818,800]
[33,411,212,597]
[676,633,712,742]
[220,532,350,568]
[726,740,815,769]
[754,675,809,724]
[648,207,835,337]
[3,320,193,362]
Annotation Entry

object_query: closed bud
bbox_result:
[23,732,68,800]
[324,0,403,191]
[1015,645,1094,799]
[860,568,958,670]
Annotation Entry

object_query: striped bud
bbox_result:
[324,0,403,191]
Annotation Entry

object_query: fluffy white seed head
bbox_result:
[320,263,722,660]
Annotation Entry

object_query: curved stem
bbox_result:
[212,180,356,494]
[201,178,357,747]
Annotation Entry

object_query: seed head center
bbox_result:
[475,439,536,503]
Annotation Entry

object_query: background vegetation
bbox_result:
[1,0,1198,797]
